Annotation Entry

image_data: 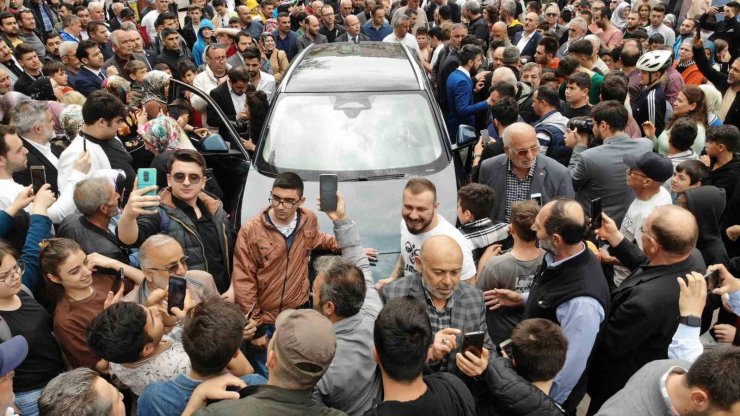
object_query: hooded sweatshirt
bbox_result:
[683,186,729,268]
[192,19,215,67]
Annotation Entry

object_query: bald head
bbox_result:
[421,235,463,263]
[647,205,698,256]
[502,122,536,147]
[492,66,517,86]
[492,21,508,38]
[418,235,463,300]
[535,199,587,252]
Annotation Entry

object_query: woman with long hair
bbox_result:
[239,90,270,153]
[637,3,650,26]
[675,39,704,85]
[647,85,708,156]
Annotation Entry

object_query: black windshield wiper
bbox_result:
[342,173,408,182]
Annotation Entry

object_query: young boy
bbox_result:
[671,159,708,201]
[457,183,509,268]
[42,61,69,86]
[562,71,592,118]
[124,60,147,107]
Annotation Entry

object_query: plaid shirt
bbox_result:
[422,285,454,371]
[504,159,537,222]
[458,218,510,266]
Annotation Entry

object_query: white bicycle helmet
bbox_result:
[636,49,673,72]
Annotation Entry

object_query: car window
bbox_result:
[256,92,447,179]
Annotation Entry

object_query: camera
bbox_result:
[568,118,594,132]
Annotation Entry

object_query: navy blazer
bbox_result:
[74,67,104,96]
[512,31,542,58]
[272,29,299,61]
[445,68,487,139]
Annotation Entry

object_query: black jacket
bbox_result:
[13,137,62,196]
[425,1,461,23]
[365,373,477,416]
[692,44,740,129]
[208,82,240,142]
[156,47,189,79]
[474,357,565,416]
[702,154,740,203]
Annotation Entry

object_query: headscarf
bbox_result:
[610,2,630,29]
[139,115,189,154]
[104,75,131,105]
[703,40,716,66]
[0,91,29,124]
[29,76,56,101]
[699,84,722,114]
[141,70,171,106]
[60,104,83,140]
[48,101,65,137]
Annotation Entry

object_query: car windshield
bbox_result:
[256,91,448,180]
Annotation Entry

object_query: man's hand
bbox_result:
[456,347,490,378]
[122,177,160,218]
[31,184,56,215]
[474,79,485,93]
[711,264,740,296]
[429,328,461,362]
[375,277,394,290]
[104,284,125,309]
[724,5,736,19]
[170,290,196,319]
[726,225,740,242]
[73,150,91,174]
[641,121,656,139]
[182,374,247,416]
[145,288,168,307]
[7,186,34,216]
[598,248,620,265]
[243,318,258,340]
[475,70,490,82]
[240,138,256,151]
[106,66,119,77]
[483,289,524,310]
[220,284,235,303]
[365,248,378,262]
[698,154,711,167]
[677,272,707,317]
[319,192,347,221]
[713,324,736,343]
[251,334,268,349]
[595,212,623,247]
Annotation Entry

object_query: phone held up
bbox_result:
[137,168,158,210]
[167,276,187,315]
[319,174,338,212]
[462,331,485,358]
[30,165,46,194]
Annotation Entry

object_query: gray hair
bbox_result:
[492,66,517,86]
[121,21,137,31]
[0,92,30,124]
[73,177,112,216]
[139,234,178,269]
[501,0,516,16]
[87,1,103,11]
[451,22,467,32]
[38,368,113,416]
[569,17,587,32]
[522,61,540,73]
[313,255,343,274]
[464,0,481,14]
[584,34,600,56]
[545,2,559,13]
[12,100,49,136]
[111,2,125,13]
[62,15,80,28]
[340,0,352,6]
[236,5,248,13]
[58,41,78,57]
[502,45,520,65]
[364,0,375,6]
[110,29,127,47]
[392,13,411,28]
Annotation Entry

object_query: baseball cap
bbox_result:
[273,309,336,387]
[0,335,28,377]
[623,152,674,182]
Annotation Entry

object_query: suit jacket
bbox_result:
[335,32,370,43]
[425,1,461,23]
[445,68,487,139]
[74,67,104,96]
[479,154,575,222]
[102,53,151,82]
[208,82,238,141]
[381,272,492,379]
[13,138,62,196]
[296,33,329,52]
[587,239,706,412]
[272,29,299,61]
[513,30,542,58]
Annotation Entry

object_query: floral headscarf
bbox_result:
[139,115,189,154]
[60,104,83,140]
[141,70,171,106]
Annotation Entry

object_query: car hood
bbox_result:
[240,166,458,280]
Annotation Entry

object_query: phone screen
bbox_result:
[245,303,256,321]
[319,174,338,212]
[461,331,485,358]
[30,166,46,194]
[111,267,125,293]
[530,193,542,207]
[480,129,490,142]
[704,269,720,292]
[167,276,187,315]
[499,338,513,357]
[591,198,603,231]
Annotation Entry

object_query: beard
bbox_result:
[539,236,559,256]
[404,214,434,235]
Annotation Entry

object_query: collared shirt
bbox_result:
[504,159,536,222]
[729,290,740,315]
[23,137,59,167]
[668,323,702,363]
[229,86,247,114]
[422,281,454,371]
[659,366,687,416]
[255,71,276,102]
[382,32,421,55]
[516,30,534,52]
[82,65,105,80]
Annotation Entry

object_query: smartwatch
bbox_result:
[678,315,701,327]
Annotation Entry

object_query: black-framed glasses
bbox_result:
[268,196,298,208]
[170,173,205,184]
[146,256,189,274]
[0,264,23,284]
[546,12,557,16]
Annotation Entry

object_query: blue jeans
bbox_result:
[15,388,42,416]
[243,324,275,379]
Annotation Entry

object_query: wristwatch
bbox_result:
[473,153,482,158]
[678,315,701,327]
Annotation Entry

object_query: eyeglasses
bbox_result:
[170,173,205,184]
[546,13,557,16]
[146,256,189,274]
[510,144,539,157]
[627,168,649,179]
[0,264,23,284]
[268,196,298,208]
[208,55,227,61]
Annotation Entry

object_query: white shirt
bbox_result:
[0,171,84,224]
[141,10,161,41]
[229,85,247,114]
[255,71,276,102]
[57,134,111,195]
[23,138,59,167]
[382,32,421,55]
[430,43,444,69]
[400,215,477,280]
[516,31,534,52]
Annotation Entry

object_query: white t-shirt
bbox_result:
[141,10,161,41]
[400,215,477,280]
[613,187,673,285]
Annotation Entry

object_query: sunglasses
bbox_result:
[169,173,205,183]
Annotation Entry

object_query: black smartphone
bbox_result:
[530,193,542,207]
[499,338,513,358]
[167,276,187,315]
[591,198,603,231]
[111,267,125,293]
[704,269,720,292]
[245,303,256,322]
[319,174,338,212]
[30,165,46,194]
[461,331,485,358]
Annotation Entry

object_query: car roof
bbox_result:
[283,42,424,93]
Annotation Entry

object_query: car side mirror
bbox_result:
[456,124,478,147]
[202,134,229,152]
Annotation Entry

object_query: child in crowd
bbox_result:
[42,62,69,87]
[125,60,148,107]
[457,183,509,268]
[671,159,708,202]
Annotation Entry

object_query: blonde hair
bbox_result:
[60,91,86,106]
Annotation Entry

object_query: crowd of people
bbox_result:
[0,0,739,414]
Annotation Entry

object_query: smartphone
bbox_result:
[499,338,513,358]
[137,168,157,209]
[30,165,46,194]
[319,174,338,212]
[245,303,256,322]
[111,267,125,293]
[167,276,187,315]
[480,129,490,143]
[591,198,603,231]
[704,269,720,292]
[530,193,542,207]
[461,331,485,358]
